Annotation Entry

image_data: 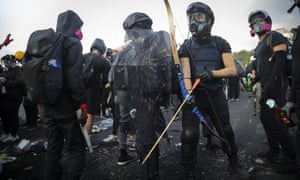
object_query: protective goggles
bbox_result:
[249,17,265,27]
[190,12,207,23]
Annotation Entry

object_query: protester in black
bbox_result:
[179,2,250,179]
[42,10,86,180]
[0,54,25,143]
[83,38,111,133]
[282,2,300,173]
[248,10,297,172]
[113,12,172,179]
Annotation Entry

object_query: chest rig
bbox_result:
[189,37,224,90]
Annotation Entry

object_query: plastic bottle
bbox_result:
[266,99,296,127]
[247,74,252,92]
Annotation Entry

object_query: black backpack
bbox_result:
[82,53,95,86]
[23,28,64,104]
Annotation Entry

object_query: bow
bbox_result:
[142,0,201,165]
[165,0,229,142]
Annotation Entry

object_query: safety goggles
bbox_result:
[249,17,265,27]
[190,12,207,23]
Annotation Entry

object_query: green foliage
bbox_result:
[233,49,255,67]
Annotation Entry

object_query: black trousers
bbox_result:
[135,97,160,179]
[259,98,296,158]
[23,100,38,127]
[45,114,86,180]
[0,93,23,136]
[181,88,238,166]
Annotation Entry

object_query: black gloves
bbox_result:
[198,71,213,82]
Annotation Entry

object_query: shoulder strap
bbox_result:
[266,31,273,51]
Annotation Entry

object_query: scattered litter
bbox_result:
[0,156,16,164]
[248,165,256,174]
[24,166,33,171]
[17,139,31,150]
[175,142,181,147]
[92,118,114,133]
[254,158,266,165]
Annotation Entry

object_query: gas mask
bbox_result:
[188,12,211,39]
[249,18,271,37]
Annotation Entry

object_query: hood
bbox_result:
[56,10,83,37]
[90,38,106,54]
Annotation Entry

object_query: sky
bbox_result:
[0,0,299,58]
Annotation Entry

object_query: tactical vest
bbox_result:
[189,38,224,90]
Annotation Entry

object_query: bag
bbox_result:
[235,60,246,77]
[82,53,95,86]
[266,31,293,77]
[23,28,64,104]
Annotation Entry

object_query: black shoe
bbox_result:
[117,153,137,166]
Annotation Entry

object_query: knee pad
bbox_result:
[181,129,199,144]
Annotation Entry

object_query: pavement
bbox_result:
[0,91,299,180]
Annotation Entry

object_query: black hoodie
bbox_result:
[44,10,85,119]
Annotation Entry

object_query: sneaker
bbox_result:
[10,135,20,142]
[117,153,137,166]
[0,134,9,142]
[228,98,235,102]
[103,134,117,142]
[2,134,19,143]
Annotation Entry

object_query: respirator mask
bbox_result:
[249,17,271,37]
[189,12,211,39]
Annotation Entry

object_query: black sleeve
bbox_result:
[214,36,232,53]
[270,31,287,47]
[289,26,300,104]
[64,38,85,105]
[178,39,191,58]
[102,58,111,85]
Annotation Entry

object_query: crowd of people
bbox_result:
[0,1,299,180]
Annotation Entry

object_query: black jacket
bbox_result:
[44,10,85,119]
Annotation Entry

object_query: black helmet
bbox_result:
[1,54,15,62]
[106,48,113,56]
[186,2,214,25]
[248,10,272,26]
[90,38,106,55]
[123,12,153,30]
[186,2,214,39]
